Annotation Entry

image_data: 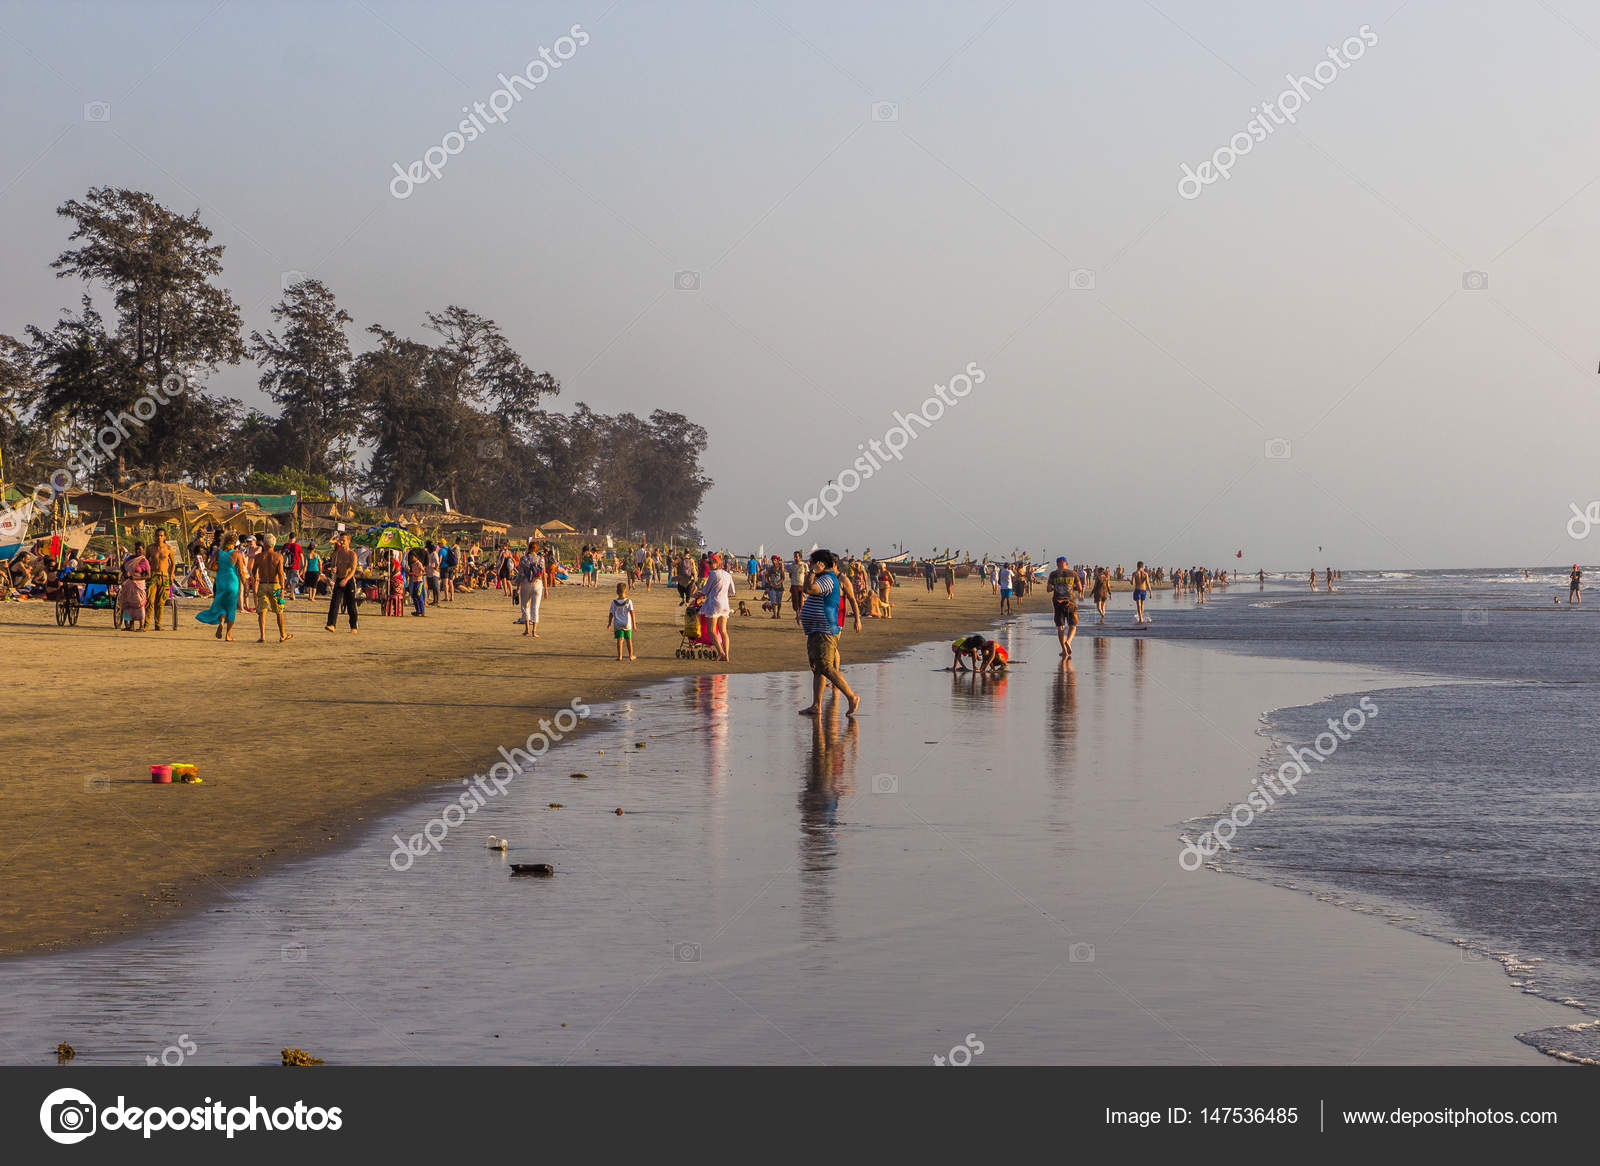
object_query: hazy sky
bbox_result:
[3,0,1598,568]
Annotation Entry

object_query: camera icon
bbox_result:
[1069,942,1095,963]
[83,772,110,793]
[673,270,700,291]
[871,773,898,795]
[478,439,505,460]
[1069,268,1096,291]
[83,101,111,123]
[281,270,309,292]
[1462,270,1489,291]
[41,1088,97,1144]
[1462,608,1489,626]
[871,101,899,122]
[672,941,701,963]
[281,942,308,963]
[1264,437,1292,460]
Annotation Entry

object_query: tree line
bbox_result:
[0,186,710,541]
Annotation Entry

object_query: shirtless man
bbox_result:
[250,532,291,642]
[148,529,176,630]
[1571,565,1583,604]
[1130,560,1151,625]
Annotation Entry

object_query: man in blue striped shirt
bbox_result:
[798,549,862,717]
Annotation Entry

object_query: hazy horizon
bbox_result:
[3,0,1598,569]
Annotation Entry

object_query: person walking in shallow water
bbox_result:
[1047,557,1080,658]
[1571,565,1583,604]
[1092,566,1111,623]
[1130,561,1151,625]
[797,549,861,717]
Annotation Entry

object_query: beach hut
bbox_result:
[118,481,261,549]
[214,492,299,531]
[432,511,510,540]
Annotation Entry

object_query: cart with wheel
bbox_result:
[55,567,120,627]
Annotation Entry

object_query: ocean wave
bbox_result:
[1516,1021,1600,1066]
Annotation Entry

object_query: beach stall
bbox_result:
[355,523,424,613]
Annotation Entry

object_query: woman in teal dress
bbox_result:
[195,531,243,640]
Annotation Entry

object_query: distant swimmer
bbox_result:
[1130,561,1151,625]
[1571,564,1583,604]
[951,634,1009,673]
[1258,569,1266,586]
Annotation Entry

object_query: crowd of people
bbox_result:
[6,521,1308,721]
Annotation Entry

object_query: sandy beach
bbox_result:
[0,606,1570,1065]
[0,576,1000,957]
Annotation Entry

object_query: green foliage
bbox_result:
[5,188,711,541]
[247,278,357,479]
[245,467,333,500]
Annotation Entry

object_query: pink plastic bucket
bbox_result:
[150,765,172,784]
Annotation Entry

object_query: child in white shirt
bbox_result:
[607,582,637,661]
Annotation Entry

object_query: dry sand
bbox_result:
[0,574,1006,956]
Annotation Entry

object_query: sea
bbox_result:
[1124,566,1600,1064]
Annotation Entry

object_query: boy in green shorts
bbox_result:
[607,581,637,661]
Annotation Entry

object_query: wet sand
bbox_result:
[0,575,997,956]
[0,622,1568,1063]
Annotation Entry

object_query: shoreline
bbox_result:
[0,577,1006,959]
[0,623,1569,1064]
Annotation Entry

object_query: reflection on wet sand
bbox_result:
[1047,659,1077,765]
[798,700,858,940]
[688,673,731,790]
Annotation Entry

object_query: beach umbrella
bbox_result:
[358,524,424,550]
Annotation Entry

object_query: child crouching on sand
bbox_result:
[607,582,637,661]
